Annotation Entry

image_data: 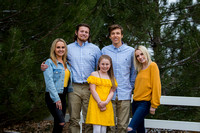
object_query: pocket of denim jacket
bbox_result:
[53,69,62,79]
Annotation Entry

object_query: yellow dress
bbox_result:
[85,76,117,126]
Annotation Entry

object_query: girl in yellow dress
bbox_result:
[85,55,117,133]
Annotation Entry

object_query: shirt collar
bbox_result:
[112,42,125,51]
[75,41,89,47]
[56,60,62,64]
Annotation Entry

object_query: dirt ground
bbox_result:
[3,120,70,133]
[2,120,199,133]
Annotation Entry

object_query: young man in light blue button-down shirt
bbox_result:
[102,24,137,133]
[67,24,101,133]
[41,24,101,133]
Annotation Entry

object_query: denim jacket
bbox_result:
[43,58,73,103]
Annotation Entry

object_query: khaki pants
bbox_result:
[107,97,131,133]
[68,83,92,133]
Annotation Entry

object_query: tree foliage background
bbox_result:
[0,0,200,128]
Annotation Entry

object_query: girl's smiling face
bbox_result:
[99,58,111,73]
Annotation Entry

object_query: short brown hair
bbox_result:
[108,24,123,37]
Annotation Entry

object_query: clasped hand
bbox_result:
[98,101,107,112]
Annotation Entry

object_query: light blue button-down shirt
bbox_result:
[102,44,137,100]
[67,41,102,83]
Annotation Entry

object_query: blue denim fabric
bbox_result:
[128,101,150,133]
[43,59,73,103]
[45,92,66,133]
[67,41,102,83]
[102,43,137,100]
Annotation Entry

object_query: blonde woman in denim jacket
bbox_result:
[43,38,73,133]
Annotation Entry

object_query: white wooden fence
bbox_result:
[143,96,200,132]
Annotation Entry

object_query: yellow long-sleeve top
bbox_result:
[133,62,161,108]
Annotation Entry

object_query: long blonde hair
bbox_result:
[50,38,68,68]
[97,55,117,90]
[134,45,152,72]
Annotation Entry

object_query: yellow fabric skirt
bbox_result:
[85,76,117,126]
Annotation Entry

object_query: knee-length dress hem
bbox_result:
[85,76,117,126]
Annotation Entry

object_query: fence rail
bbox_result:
[142,96,200,132]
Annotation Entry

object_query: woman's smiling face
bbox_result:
[55,41,66,58]
[135,49,147,64]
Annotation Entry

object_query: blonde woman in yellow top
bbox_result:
[86,55,117,133]
[127,45,161,133]
[43,38,73,133]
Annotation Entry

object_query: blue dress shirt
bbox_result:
[67,41,102,83]
[102,44,137,100]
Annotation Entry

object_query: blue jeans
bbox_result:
[128,101,150,133]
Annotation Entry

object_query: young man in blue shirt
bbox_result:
[102,24,137,133]
[67,23,101,133]
[41,23,101,133]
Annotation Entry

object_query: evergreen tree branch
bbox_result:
[162,48,200,69]
[0,1,31,22]
[172,48,200,66]
[164,2,200,14]
[82,0,103,21]
[38,21,65,42]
